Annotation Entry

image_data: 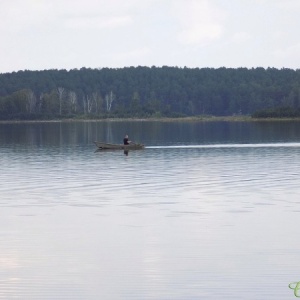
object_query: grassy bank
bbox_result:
[2,115,300,124]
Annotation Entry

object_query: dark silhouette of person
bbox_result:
[123,134,131,145]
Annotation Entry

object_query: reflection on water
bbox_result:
[0,121,300,299]
[1,120,300,147]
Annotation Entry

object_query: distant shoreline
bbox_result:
[1,116,300,124]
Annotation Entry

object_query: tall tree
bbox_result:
[105,91,115,112]
[57,87,65,115]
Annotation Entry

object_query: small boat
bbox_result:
[94,141,145,150]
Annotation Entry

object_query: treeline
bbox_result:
[1,66,300,120]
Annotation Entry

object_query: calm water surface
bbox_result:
[0,121,300,299]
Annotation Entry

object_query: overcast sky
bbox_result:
[1,0,300,73]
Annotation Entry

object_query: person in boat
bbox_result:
[123,134,131,145]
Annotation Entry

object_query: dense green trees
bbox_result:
[1,66,300,119]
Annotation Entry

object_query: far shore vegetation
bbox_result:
[1,66,300,121]
[1,114,300,124]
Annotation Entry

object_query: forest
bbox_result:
[1,66,300,120]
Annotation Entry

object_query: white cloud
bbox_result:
[274,0,300,10]
[1,0,300,72]
[0,0,148,32]
[231,32,252,44]
[65,15,133,30]
[273,43,300,59]
[172,0,225,46]
[0,0,54,32]
[112,47,152,64]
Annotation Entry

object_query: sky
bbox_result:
[1,0,300,73]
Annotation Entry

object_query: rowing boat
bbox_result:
[94,141,145,150]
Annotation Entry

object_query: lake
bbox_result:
[0,120,300,299]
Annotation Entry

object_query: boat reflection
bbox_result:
[94,149,130,156]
